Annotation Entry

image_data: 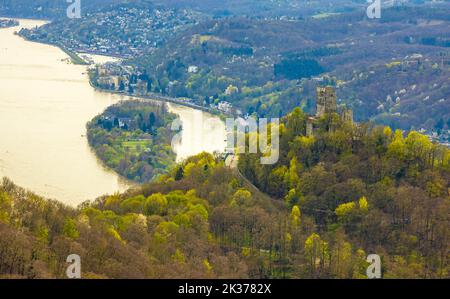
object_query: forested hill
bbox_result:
[128,5,450,130]
[150,0,361,18]
[11,2,450,131]
[0,0,137,19]
[0,106,448,279]
[0,0,360,19]
[0,0,110,19]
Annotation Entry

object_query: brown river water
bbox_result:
[0,19,226,205]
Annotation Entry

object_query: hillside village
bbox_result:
[19,5,203,58]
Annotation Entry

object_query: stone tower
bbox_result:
[316,86,337,117]
[306,117,315,137]
[341,108,353,124]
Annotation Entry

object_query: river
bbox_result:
[0,19,226,205]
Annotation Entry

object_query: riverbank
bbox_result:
[0,18,133,205]
[13,18,231,118]
[10,19,88,66]
[0,18,19,28]
[0,18,227,204]
[17,30,88,65]
[57,43,89,65]
[89,78,232,119]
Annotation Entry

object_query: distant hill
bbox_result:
[8,1,450,130]
[0,0,102,18]
[150,0,361,18]
[0,0,373,20]
[128,5,450,130]
[0,0,148,19]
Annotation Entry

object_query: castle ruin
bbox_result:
[306,86,354,137]
[316,86,337,117]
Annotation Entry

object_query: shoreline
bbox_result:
[11,17,233,119]
[3,18,229,198]
[0,20,133,205]
[5,17,89,66]
[57,44,89,65]
[88,78,232,120]
[91,83,225,115]
[17,31,230,117]
[16,32,89,65]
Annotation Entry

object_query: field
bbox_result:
[122,140,152,153]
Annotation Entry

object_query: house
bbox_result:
[188,65,199,73]
[225,85,239,96]
[97,76,119,89]
[218,101,233,113]
[118,118,135,130]
[136,79,148,95]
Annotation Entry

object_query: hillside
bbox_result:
[0,0,123,19]
[18,1,204,58]
[0,0,362,19]
[14,2,450,131]
[128,5,450,131]
[151,0,361,18]
[0,105,448,279]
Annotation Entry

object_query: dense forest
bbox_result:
[86,100,177,183]
[0,105,448,279]
[238,108,450,277]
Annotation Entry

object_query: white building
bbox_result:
[188,65,199,73]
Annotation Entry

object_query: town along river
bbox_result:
[0,19,226,205]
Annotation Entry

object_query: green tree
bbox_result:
[63,218,79,239]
